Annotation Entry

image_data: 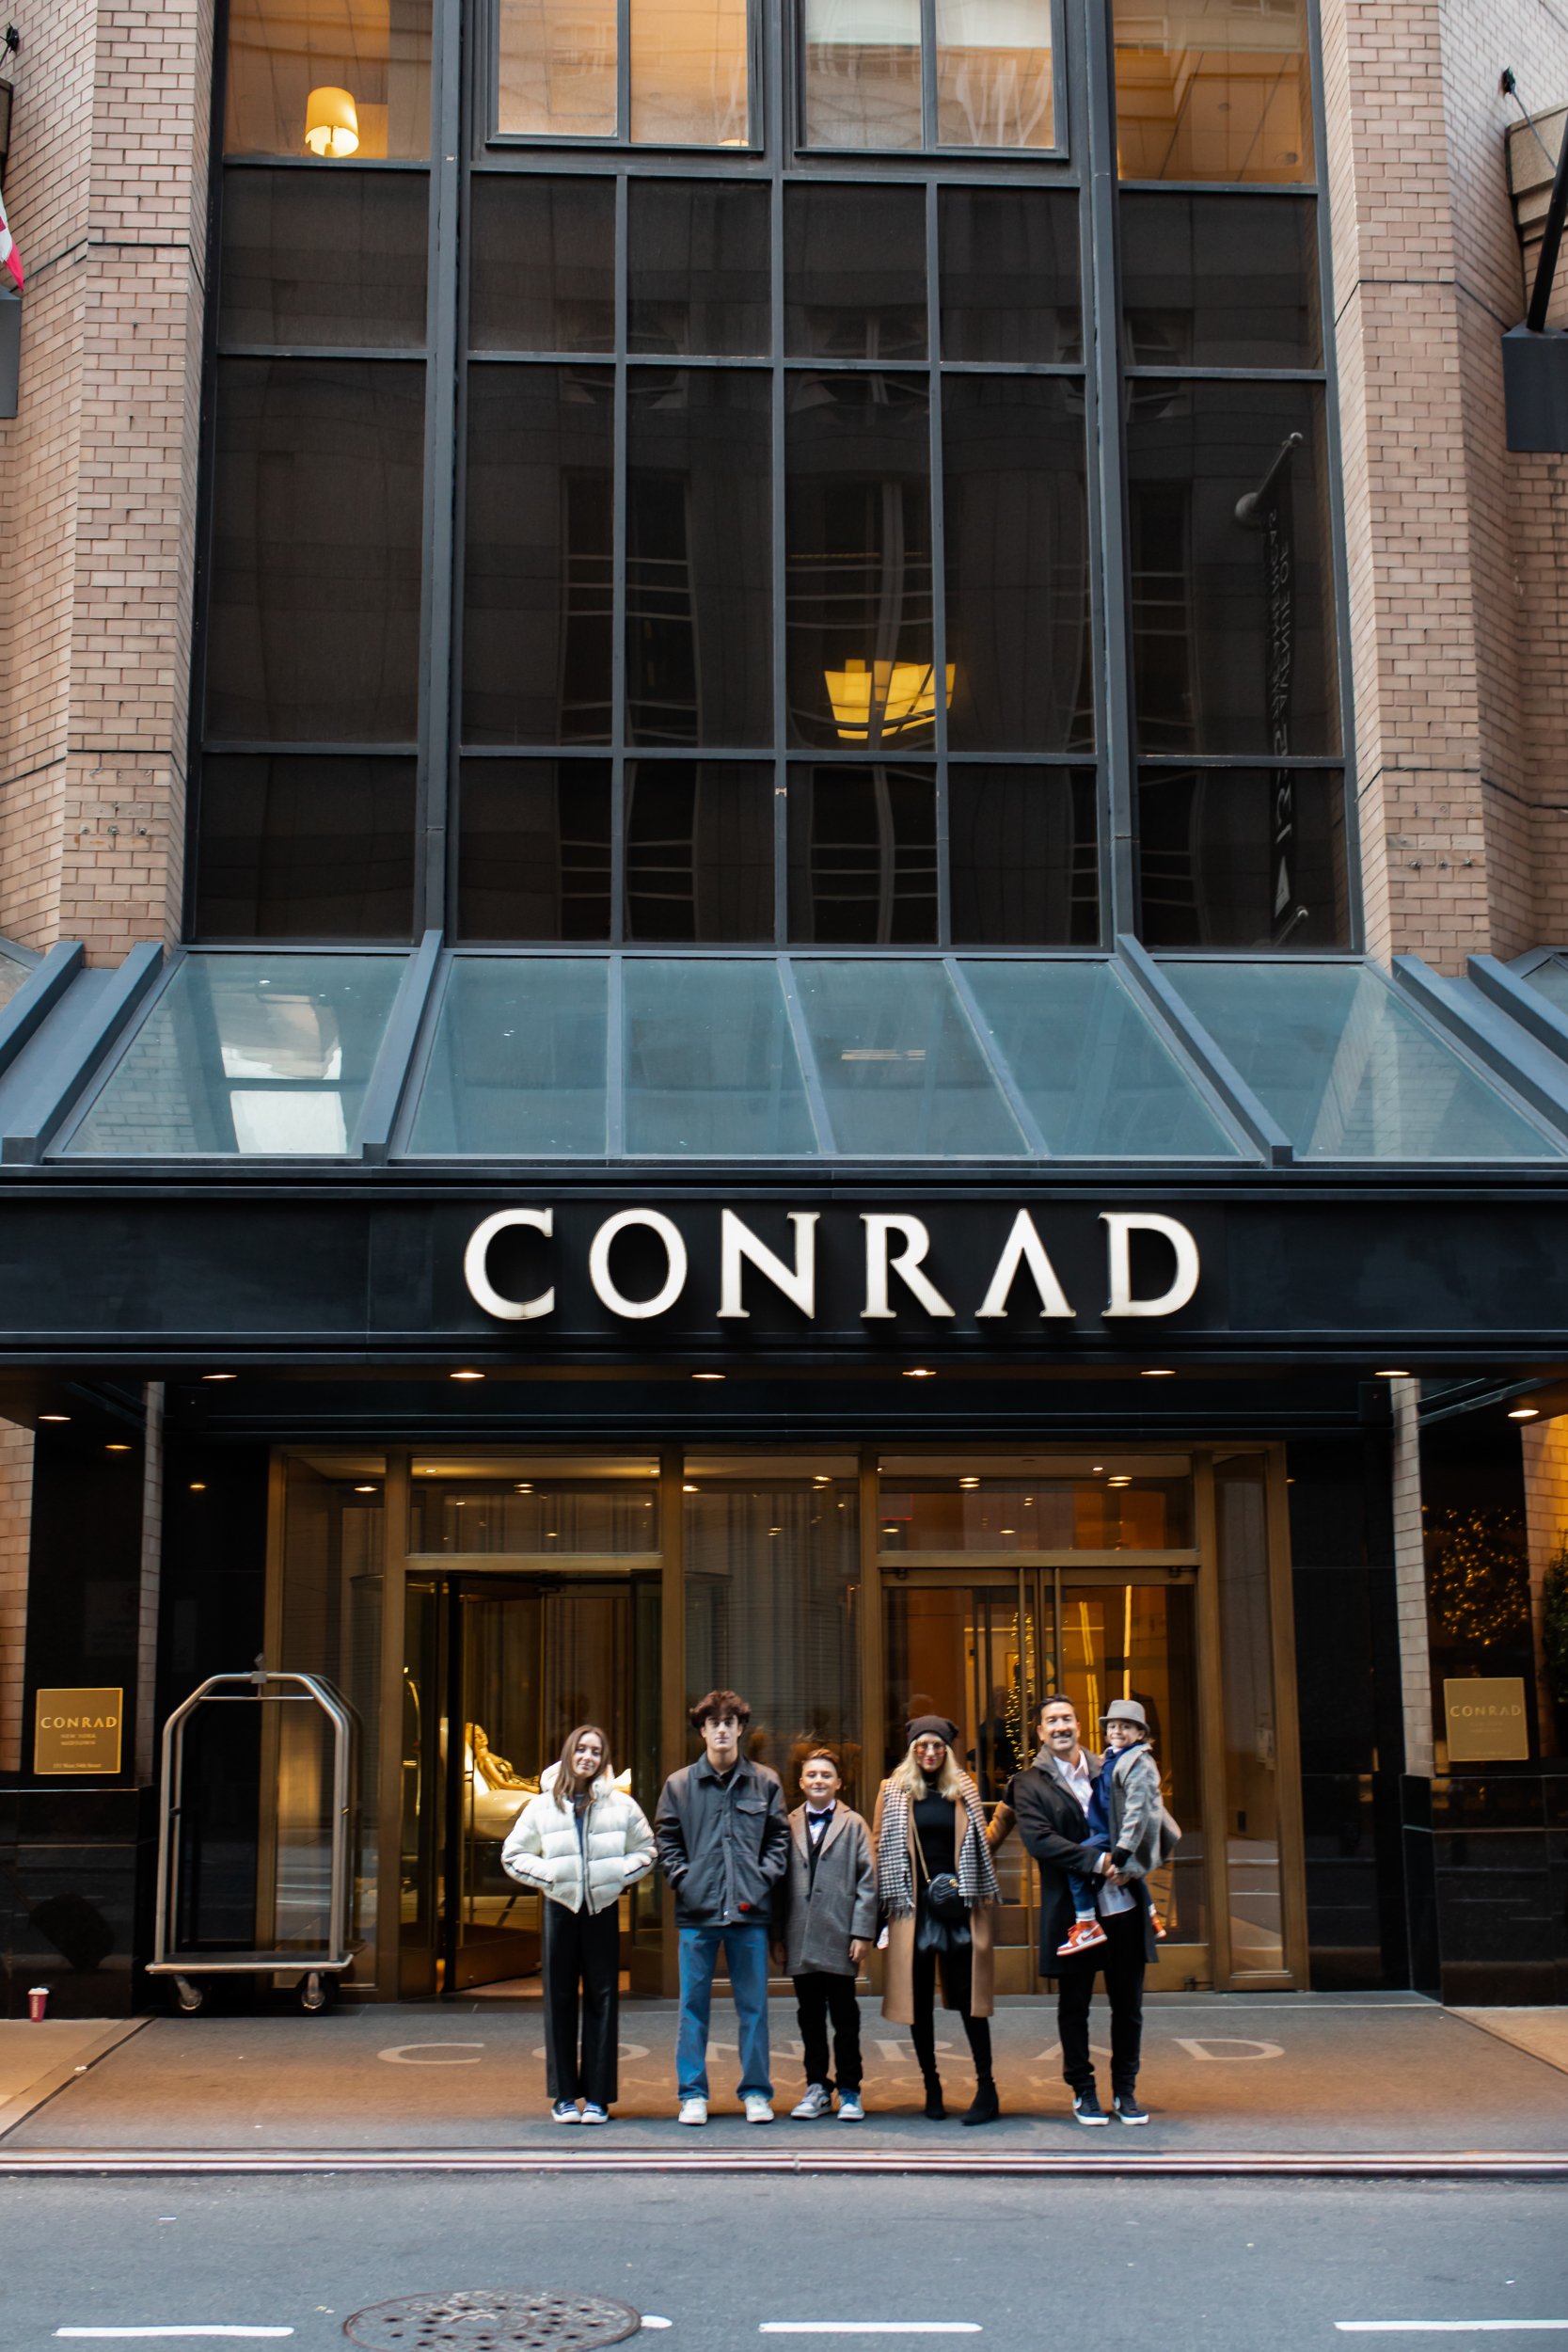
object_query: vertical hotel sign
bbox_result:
[34,1687,122,1773]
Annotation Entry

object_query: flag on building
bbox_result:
[0,182,23,291]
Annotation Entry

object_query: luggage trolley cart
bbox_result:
[149,1667,356,2013]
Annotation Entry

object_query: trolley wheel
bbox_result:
[174,1976,205,2014]
[298,1970,328,2013]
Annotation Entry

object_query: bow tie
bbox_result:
[807,1809,833,1828]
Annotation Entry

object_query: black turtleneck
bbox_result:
[913,1769,956,1879]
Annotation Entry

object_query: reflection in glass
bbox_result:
[1165,961,1561,1161]
[206,360,425,743]
[410,1472,658,1552]
[1113,0,1313,183]
[629,0,750,144]
[225,0,432,157]
[786,375,932,749]
[1523,958,1568,1016]
[879,1472,1195,1551]
[195,755,417,942]
[626,373,771,746]
[625,764,774,940]
[685,1463,863,1800]
[628,180,770,355]
[219,171,430,348]
[790,959,1025,1154]
[1127,380,1337,755]
[948,769,1100,947]
[623,961,819,1153]
[801,0,923,150]
[456,760,612,940]
[67,954,406,1157]
[958,958,1242,1154]
[939,187,1081,362]
[1120,193,1320,368]
[468,178,614,352]
[462,367,613,743]
[1136,767,1347,950]
[935,0,1053,148]
[784,185,927,358]
[1213,1454,1284,1971]
[0,949,30,1013]
[943,377,1092,752]
[406,955,609,1153]
[787,767,936,945]
[498,0,618,136]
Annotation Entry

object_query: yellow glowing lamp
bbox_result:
[823,657,956,745]
[304,86,360,158]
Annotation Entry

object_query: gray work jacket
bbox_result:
[654,1753,790,1928]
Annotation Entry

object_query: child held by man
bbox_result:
[1056,1697,1171,1958]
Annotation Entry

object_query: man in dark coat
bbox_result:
[993,1694,1158,2126]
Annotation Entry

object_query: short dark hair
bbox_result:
[689,1687,751,1732]
[1038,1694,1077,1722]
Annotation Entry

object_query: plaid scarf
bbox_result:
[877,1776,1001,1920]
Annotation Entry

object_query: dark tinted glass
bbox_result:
[939,188,1081,361]
[786,764,937,944]
[625,762,775,940]
[628,180,769,356]
[1121,194,1321,368]
[943,376,1092,752]
[1126,379,1338,755]
[786,373,933,751]
[219,170,430,348]
[784,185,927,358]
[948,766,1099,945]
[462,366,613,743]
[456,759,612,939]
[469,177,614,353]
[1136,766,1348,948]
[626,371,771,746]
[205,360,425,742]
[194,755,417,939]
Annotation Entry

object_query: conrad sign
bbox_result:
[464,1206,1201,1330]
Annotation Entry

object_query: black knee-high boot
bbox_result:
[911,2012,945,2119]
[960,2013,1000,2126]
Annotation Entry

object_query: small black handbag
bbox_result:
[913,1826,971,1953]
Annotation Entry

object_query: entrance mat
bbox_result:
[2,1997,1565,2158]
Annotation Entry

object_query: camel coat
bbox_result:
[872,1777,997,2023]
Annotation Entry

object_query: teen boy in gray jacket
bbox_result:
[770,1746,878,2121]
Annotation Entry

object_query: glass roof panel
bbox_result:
[408,957,610,1156]
[1164,960,1561,1161]
[624,960,818,1156]
[0,946,33,1014]
[65,953,405,1157]
[1522,957,1568,1017]
[958,959,1243,1157]
[792,960,1027,1156]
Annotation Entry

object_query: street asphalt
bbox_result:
[1,2171,1565,2349]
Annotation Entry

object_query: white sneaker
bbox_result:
[836,2092,864,2121]
[744,2095,775,2124]
[791,2084,833,2120]
[677,2097,708,2126]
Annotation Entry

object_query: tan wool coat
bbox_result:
[872,1775,997,2023]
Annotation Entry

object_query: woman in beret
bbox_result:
[872,1714,1002,2125]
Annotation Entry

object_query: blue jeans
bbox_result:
[675,1923,772,2103]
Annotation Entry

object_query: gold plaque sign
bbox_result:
[34,1686,123,1774]
[1443,1676,1529,1763]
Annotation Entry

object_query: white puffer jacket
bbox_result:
[500,1765,656,1916]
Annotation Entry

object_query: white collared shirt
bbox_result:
[1059,1749,1133,1916]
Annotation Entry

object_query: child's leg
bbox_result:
[1067,1867,1099,1920]
[795,1973,832,2090]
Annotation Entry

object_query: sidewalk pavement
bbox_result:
[0,1993,1564,2163]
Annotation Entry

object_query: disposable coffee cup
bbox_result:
[27,1986,48,2021]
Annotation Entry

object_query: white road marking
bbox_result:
[759,2328,980,2336]
[641,2320,673,2330]
[55,2331,294,2341]
[376,2043,483,2065]
[1336,2328,1568,2335]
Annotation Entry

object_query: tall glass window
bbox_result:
[497,0,752,143]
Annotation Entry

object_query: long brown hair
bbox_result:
[553,1723,612,1810]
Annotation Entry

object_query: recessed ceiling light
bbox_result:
[1000,1527,1016,1536]
[768,1526,783,1535]
[692,1371,726,1381]
[1374,1370,1410,1379]
[1142,1368,1175,1378]
[451,1369,485,1381]
[189,1482,206,1493]
[1108,1475,1132,1488]
[905,1367,935,1379]
[683,1483,699,1492]
[38,1413,69,1423]
[958,1476,979,1489]
[201,1372,236,1382]
[355,1483,378,1492]
[106,1442,132,1453]
[1508,1406,1540,1421]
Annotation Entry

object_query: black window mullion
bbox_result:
[617,0,633,143]
[421,0,463,940]
[927,178,950,947]
[920,0,939,152]
[611,172,629,944]
[1084,0,1136,940]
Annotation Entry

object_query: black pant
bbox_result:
[542,1900,621,2106]
[1056,1905,1146,2097]
[794,1970,863,2093]
[909,1918,993,2083]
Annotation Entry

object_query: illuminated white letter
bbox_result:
[464,1207,555,1322]
[1101,1212,1199,1319]
[975,1210,1076,1321]
[861,1213,955,1321]
[588,1208,688,1321]
[718,1209,819,1320]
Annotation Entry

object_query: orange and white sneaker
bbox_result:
[1056,1917,1108,1958]
[1148,1905,1169,1942]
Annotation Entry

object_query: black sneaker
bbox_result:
[1071,2089,1109,2126]
[1113,2090,1149,2125]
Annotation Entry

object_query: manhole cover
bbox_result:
[343,2290,643,2352]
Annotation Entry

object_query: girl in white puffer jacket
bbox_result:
[501,1725,656,2124]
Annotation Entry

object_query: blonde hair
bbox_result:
[888,1740,966,1802]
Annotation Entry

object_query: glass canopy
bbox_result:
[1519,954,1568,1018]
[54,948,1566,1163]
